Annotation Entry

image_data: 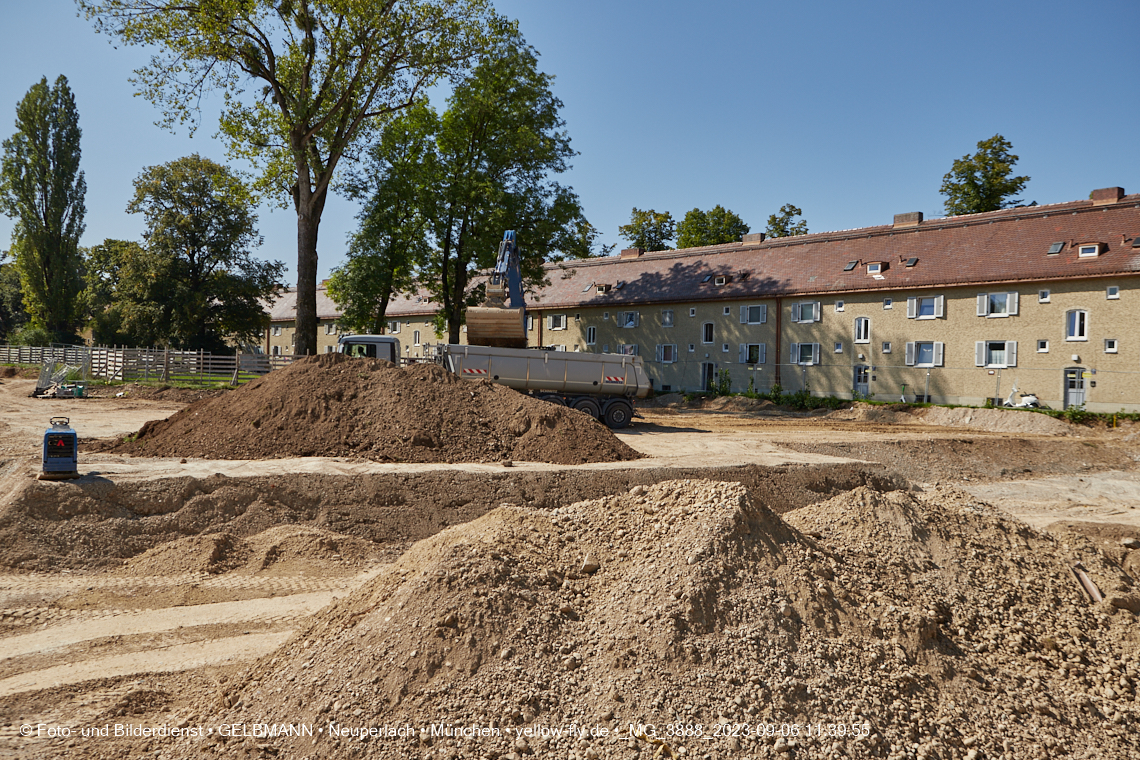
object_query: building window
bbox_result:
[662,309,674,327]
[1038,289,1050,303]
[977,292,1018,317]
[882,341,892,354]
[575,313,580,322]
[617,311,639,328]
[854,317,870,343]
[688,344,696,352]
[1037,339,1049,353]
[792,342,820,365]
[1078,243,1100,258]
[1105,339,1118,354]
[835,301,845,312]
[741,304,767,324]
[272,326,282,336]
[324,323,336,335]
[1066,309,1088,341]
[656,344,677,363]
[388,321,401,334]
[723,306,731,316]
[740,343,765,364]
[554,345,567,352]
[867,262,882,275]
[906,341,944,367]
[619,344,638,356]
[689,308,696,317]
[527,315,536,331]
[702,322,714,343]
[549,314,566,330]
[883,298,893,310]
[1107,285,1120,300]
[602,344,609,353]
[907,295,944,319]
[834,342,843,353]
[792,301,819,323]
[976,340,1017,367]
[603,312,609,321]
[271,345,280,355]
[325,345,335,353]
[586,326,596,345]
[413,330,421,346]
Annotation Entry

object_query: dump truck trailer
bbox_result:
[338,335,649,429]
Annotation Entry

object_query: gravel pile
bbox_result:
[143,480,1138,760]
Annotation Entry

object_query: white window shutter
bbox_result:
[547,315,553,329]
[740,305,747,324]
[975,341,985,366]
[1007,341,1017,367]
[760,304,768,323]
[656,345,663,362]
[791,342,800,364]
[977,294,988,316]
[759,343,767,364]
[633,312,640,327]
[813,302,821,322]
[811,343,820,364]
[934,342,944,366]
[907,297,917,319]
[934,295,945,318]
[670,344,678,362]
[791,303,800,323]
[738,344,747,362]
[905,342,916,366]
[1008,291,1019,315]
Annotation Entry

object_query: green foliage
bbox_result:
[329,106,437,335]
[713,368,733,396]
[1062,403,1091,425]
[120,155,284,352]
[676,205,749,249]
[353,35,589,344]
[764,203,808,238]
[9,323,55,346]
[618,208,675,252]
[78,0,503,357]
[0,253,27,341]
[83,239,149,345]
[0,76,86,339]
[940,134,1030,216]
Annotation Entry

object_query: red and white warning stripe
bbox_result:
[462,368,489,375]
[604,375,625,384]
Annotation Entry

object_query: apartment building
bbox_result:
[267,186,1140,411]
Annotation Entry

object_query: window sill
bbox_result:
[985,364,1009,369]
[1065,338,1088,342]
[915,315,937,320]
[986,314,1010,318]
[854,339,870,344]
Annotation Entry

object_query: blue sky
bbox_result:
[2,1,1138,284]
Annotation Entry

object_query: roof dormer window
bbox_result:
[714,275,728,286]
[867,261,886,275]
[1078,243,1102,258]
[596,283,611,294]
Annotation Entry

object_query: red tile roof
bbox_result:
[269,191,1140,321]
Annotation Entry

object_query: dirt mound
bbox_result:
[918,405,1072,435]
[101,354,642,465]
[152,480,1138,760]
[827,401,919,424]
[117,526,379,577]
[119,532,249,576]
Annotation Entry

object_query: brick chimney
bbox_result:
[1091,187,1124,205]
[619,247,644,259]
[742,232,766,244]
[893,212,923,228]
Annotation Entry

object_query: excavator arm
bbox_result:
[466,231,529,348]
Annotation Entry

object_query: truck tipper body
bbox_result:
[337,335,648,428]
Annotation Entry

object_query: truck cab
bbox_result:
[337,335,401,363]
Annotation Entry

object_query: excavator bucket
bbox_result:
[466,306,528,349]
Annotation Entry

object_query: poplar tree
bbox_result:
[0,75,86,340]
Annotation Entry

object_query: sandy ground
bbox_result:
[1,378,1139,758]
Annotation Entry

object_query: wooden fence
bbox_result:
[0,344,295,386]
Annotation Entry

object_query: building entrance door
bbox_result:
[701,362,716,391]
[854,365,870,397]
[1064,368,1086,409]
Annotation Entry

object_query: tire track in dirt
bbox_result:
[0,632,293,698]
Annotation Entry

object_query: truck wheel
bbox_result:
[603,400,633,429]
[572,398,601,420]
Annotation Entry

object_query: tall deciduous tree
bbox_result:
[765,203,808,238]
[0,75,86,341]
[328,107,437,335]
[122,155,283,352]
[676,205,749,249]
[618,208,674,252]
[82,238,150,346]
[0,251,28,341]
[79,0,502,357]
[940,134,1030,216]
